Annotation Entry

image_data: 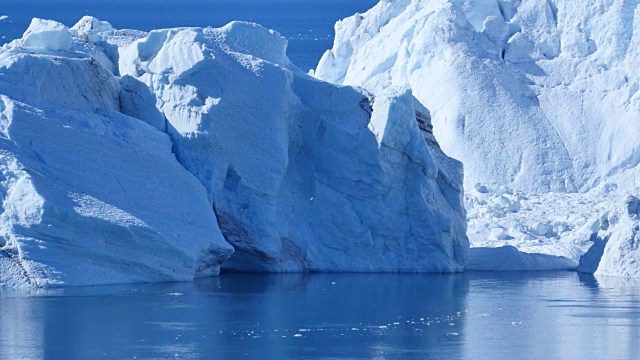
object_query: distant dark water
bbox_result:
[2,272,640,359]
[0,0,378,71]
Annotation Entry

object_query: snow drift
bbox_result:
[315,0,640,275]
[0,17,468,287]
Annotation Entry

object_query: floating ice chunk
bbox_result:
[507,201,520,213]
[498,196,510,207]
[474,183,489,194]
[489,227,510,241]
[626,195,640,217]
[0,15,8,21]
[21,18,72,51]
[533,222,549,236]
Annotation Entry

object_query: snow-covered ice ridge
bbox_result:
[315,0,640,275]
[0,17,467,287]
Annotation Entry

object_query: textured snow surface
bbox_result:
[316,0,640,275]
[119,22,468,272]
[0,16,468,286]
[316,0,640,194]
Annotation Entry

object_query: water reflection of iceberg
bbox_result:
[211,273,470,359]
[0,291,45,360]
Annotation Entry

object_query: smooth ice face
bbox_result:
[0,28,233,288]
[119,22,468,272]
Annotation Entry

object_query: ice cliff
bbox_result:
[118,22,467,272]
[0,19,234,287]
[0,17,467,287]
[315,0,640,275]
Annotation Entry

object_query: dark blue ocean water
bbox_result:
[2,272,640,359]
[0,0,377,71]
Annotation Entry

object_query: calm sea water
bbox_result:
[0,0,378,71]
[1,272,639,360]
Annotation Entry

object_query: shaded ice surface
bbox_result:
[0,18,234,287]
[315,0,640,275]
[0,16,467,287]
[119,22,467,272]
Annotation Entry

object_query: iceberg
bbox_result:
[119,22,468,272]
[316,0,640,275]
[0,17,468,287]
[0,19,233,287]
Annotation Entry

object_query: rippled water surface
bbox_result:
[0,0,378,71]
[1,272,640,359]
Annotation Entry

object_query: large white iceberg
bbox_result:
[316,0,640,194]
[119,22,468,272]
[315,0,640,274]
[0,19,234,287]
[0,17,468,287]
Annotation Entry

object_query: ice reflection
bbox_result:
[463,272,640,360]
[0,290,45,360]
[1,272,639,359]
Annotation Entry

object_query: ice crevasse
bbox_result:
[314,0,640,275]
[0,17,468,287]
